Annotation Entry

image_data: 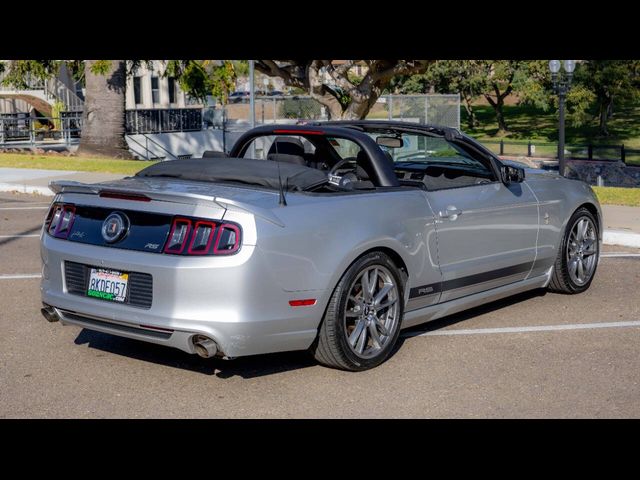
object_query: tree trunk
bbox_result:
[598,100,611,136]
[77,60,131,158]
[485,94,508,132]
[462,95,478,129]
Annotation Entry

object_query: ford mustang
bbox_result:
[40,121,601,371]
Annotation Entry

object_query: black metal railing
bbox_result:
[481,139,640,166]
[126,108,202,134]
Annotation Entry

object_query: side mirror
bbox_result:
[500,164,525,185]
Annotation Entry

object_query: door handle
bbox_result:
[439,206,463,220]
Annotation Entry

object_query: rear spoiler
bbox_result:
[49,180,285,227]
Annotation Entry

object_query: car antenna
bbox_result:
[274,137,287,206]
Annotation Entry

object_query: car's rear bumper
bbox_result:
[40,235,327,357]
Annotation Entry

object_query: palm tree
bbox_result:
[77,60,131,158]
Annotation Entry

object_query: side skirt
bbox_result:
[401,269,552,330]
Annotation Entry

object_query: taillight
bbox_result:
[164,217,241,256]
[46,203,76,239]
[213,224,241,254]
[188,221,216,255]
[164,218,191,254]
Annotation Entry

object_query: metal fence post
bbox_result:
[527,141,532,157]
[0,118,4,146]
[588,144,593,160]
[500,140,504,155]
[388,96,393,121]
[457,93,461,130]
[425,96,429,124]
[621,144,626,163]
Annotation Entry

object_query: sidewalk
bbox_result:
[0,167,124,195]
[1,167,639,247]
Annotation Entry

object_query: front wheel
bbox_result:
[312,251,404,371]
[548,207,600,294]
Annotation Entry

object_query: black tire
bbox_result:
[311,251,405,371]
[548,207,600,294]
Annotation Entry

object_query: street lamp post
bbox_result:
[549,60,576,176]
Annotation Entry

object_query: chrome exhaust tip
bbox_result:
[41,304,59,323]
[193,335,218,358]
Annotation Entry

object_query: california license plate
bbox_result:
[87,268,129,303]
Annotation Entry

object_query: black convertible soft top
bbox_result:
[136,157,328,191]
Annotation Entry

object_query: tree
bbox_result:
[254,60,433,119]
[1,59,237,158]
[77,60,130,157]
[575,60,640,136]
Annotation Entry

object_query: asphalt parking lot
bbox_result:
[1,191,640,418]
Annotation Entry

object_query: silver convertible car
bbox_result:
[40,121,601,371]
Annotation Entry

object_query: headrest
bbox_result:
[268,136,305,156]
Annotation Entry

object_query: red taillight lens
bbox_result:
[164,218,191,254]
[213,223,241,254]
[47,203,75,239]
[188,221,216,255]
[164,218,241,256]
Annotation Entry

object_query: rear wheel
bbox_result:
[312,251,404,371]
[548,207,599,294]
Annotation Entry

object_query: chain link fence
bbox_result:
[220,94,460,134]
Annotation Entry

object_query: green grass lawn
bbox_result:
[592,186,640,207]
[0,153,157,175]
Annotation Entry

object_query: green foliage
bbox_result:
[0,60,60,88]
[279,97,322,119]
[51,101,65,130]
[165,60,237,104]
[232,60,249,77]
[89,60,113,76]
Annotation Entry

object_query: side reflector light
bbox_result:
[289,299,317,307]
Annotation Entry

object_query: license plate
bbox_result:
[87,268,129,303]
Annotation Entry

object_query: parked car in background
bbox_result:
[228,91,250,103]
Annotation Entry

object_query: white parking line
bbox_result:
[0,206,48,210]
[404,320,640,338]
[0,234,40,238]
[600,253,640,258]
[0,273,41,280]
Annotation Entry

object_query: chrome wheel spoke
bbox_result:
[376,298,397,311]
[373,283,393,306]
[374,317,390,336]
[568,258,579,277]
[577,259,585,280]
[368,322,382,349]
[349,319,366,347]
[355,323,368,354]
[361,272,372,302]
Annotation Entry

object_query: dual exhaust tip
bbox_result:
[42,303,219,359]
[41,304,60,323]
[193,335,218,358]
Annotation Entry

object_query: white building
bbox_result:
[125,61,203,110]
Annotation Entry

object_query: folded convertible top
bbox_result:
[136,157,328,192]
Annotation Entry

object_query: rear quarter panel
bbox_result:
[250,189,440,305]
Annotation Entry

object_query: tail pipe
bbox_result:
[41,304,60,323]
[193,335,218,358]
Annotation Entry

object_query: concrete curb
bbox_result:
[603,229,640,248]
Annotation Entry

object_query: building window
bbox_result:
[151,76,160,105]
[133,76,142,105]
[168,77,176,104]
